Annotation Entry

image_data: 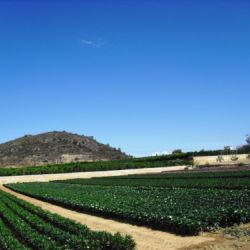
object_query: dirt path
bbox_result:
[0,185,214,250]
[0,166,187,185]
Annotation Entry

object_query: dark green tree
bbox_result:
[172,149,182,154]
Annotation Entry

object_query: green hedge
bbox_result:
[0,156,192,176]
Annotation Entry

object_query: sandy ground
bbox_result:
[181,225,250,250]
[0,185,213,250]
[0,165,187,184]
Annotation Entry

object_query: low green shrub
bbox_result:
[7,182,250,236]
[0,190,135,250]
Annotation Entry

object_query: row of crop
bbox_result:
[115,170,250,179]
[54,170,250,189]
[54,175,250,189]
[0,196,60,249]
[4,192,134,250]
[0,217,27,250]
[0,157,192,176]
[6,183,250,236]
[0,190,135,250]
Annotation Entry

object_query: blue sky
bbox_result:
[0,0,249,156]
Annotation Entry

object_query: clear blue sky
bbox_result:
[0,0,249,156]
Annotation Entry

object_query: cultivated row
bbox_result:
[0,190,135,250]
[6,183,250,235]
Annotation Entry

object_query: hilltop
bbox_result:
[0,131,129,167]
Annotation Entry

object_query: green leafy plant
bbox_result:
[7,180,250,236]
[0,190,135,250]
[53,170,250,189]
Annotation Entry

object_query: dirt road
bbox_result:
[0,166,187,184]
[0,185,213,250]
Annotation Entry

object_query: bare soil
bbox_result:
[181,227,250,250]
[0,166,187,184]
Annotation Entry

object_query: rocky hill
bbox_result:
[0,131,129,167]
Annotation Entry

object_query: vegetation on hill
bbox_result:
[0,154,192,176]
[1,131,249,177]
[0,131,128,167]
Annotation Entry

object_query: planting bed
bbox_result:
[54,170,250,189]
[6,182,250,236]
[0,190,135,250]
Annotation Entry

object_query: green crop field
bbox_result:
[54,170,250,189]
[0,190,135,250]
[7,178,250,236]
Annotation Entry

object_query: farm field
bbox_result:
[2,0,250,249]
[0,185,215,250]
[0,189,135,250]
[54,170,250,189]
[0,154,192,176]
[6,173,250,236]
